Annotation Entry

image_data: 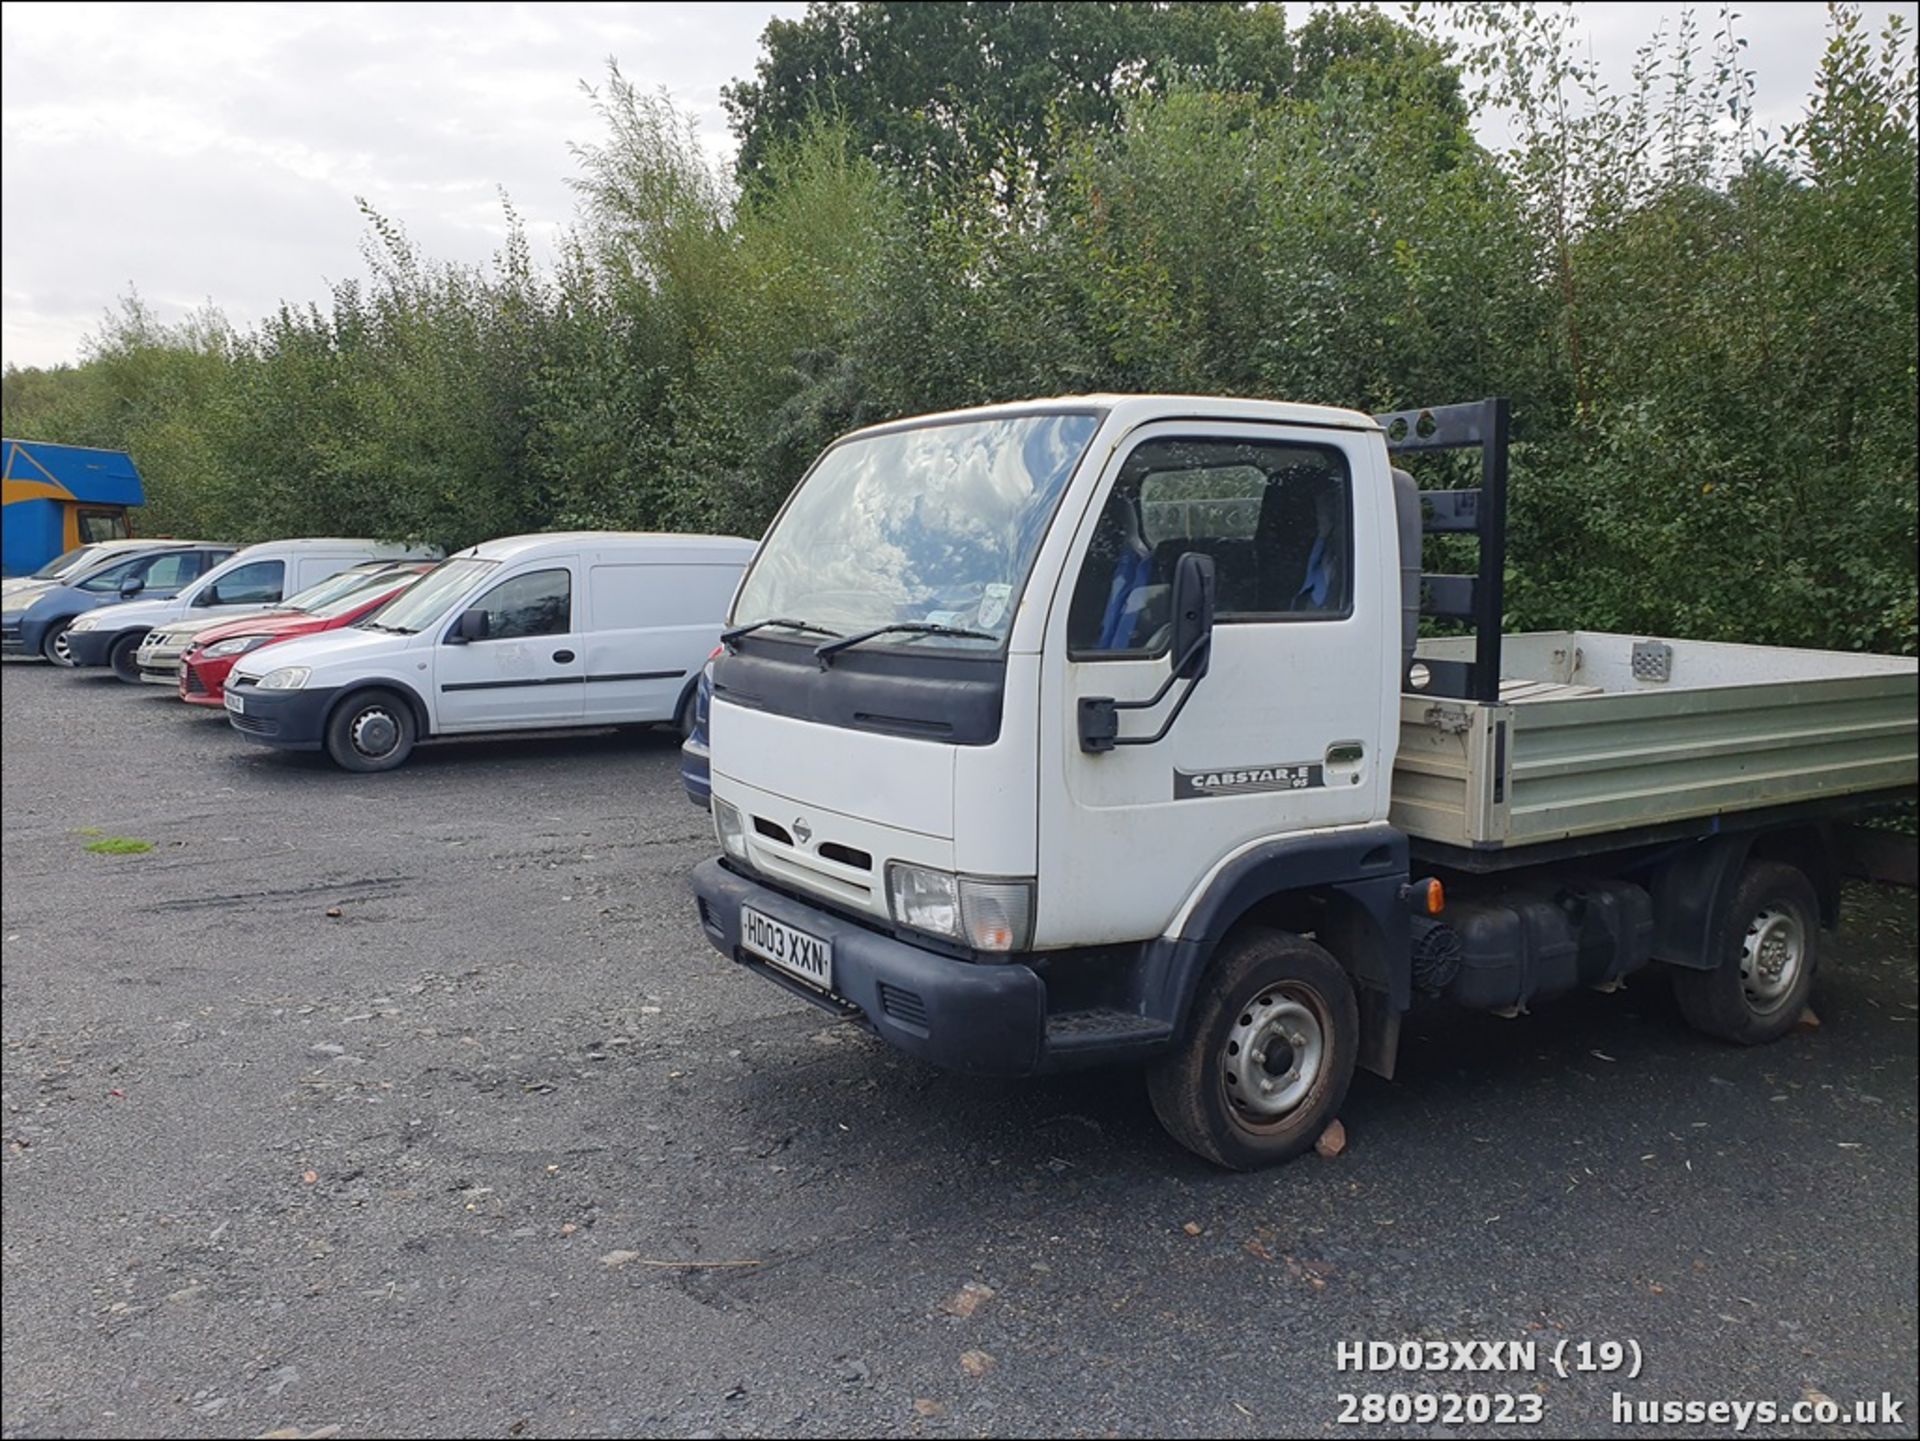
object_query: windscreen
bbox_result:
[310,570,422,619]
[358,557,498,634]
[31,545,96,579]
[281,567,394,613]
[730,411,1101,649]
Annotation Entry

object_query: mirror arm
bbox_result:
[1076,631,1212,753]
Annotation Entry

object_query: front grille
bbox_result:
[878,982,929,1029]
[228,711,278,736]
[183,668,207,695]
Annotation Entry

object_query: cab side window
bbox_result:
[205,559,285,605]
[470,568,571,640]
[1067,438,1353,657]
[143,551,203,590]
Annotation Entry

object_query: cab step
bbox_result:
[1044,1008,1173,1059]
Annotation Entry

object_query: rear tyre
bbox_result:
[324,689,417,773]
[1147,929,1358,1170]
[108,632,146,684]
[673,685,697,741]
[41,621,74,666]
[1673,860,1819,1045]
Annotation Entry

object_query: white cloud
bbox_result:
[3,0,1914,368]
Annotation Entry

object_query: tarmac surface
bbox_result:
[3,660,1915,1438]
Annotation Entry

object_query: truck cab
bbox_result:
[691,395,1918,1168]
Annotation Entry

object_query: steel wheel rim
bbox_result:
[1740,904,1805,1013]
[1222,985,1327,1126]
[350,707,401,759]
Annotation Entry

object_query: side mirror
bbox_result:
[1169,551,1216,680]
[119,575,146,598]
[191,585,216,607]
[448,608,489,645]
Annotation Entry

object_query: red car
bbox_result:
[178,563,435,706]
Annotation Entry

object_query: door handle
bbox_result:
[552,649,576,664]
[1325,741,1365,766]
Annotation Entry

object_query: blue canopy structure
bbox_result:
[2,439,147,575]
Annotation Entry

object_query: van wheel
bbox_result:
[1147,929,1358,1170]
[108,632,146,683]
[1673,860,1819,1045]
[325,689,416,772]
[41,621,75,666]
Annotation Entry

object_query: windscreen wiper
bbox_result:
[721,616,841,652]
[814,622,998,668]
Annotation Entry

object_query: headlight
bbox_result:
[205,635,269,658]
[71,615,101,632]
[886,864,1034,953]
[256,666,310,690]
[712,797,748,862]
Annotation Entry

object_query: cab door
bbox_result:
[1035,422,1396,947]
[432,561,584,732]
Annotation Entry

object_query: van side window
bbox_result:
[207,559,285,605]
[473,568,571,639]
[143,552,202,590]
[1067,438,1353,656]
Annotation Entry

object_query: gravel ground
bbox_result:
[2,661,1915,1440]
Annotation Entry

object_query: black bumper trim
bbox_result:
[63,627,125,668]
[224,684,341,750]
[691,857,1047,1075]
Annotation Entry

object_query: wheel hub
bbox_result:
[350,708,399,758]
[1739,906,1804,1011]
[1222,990,1325,1120]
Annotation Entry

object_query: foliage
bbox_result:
[2,2,1913,654]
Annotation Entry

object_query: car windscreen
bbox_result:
[310,571,422,619]
[280,566,400,614]
[730,411,1102,650]
[31,545,96,580]
[357,557,498,634]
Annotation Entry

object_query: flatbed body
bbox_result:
[1393,630,1918,855]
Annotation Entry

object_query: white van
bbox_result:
[65,538,439,682]
[221,532,756,771]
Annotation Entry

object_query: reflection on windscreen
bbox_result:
[311,571,419,619]
[360,557,498,634]
[32,546,96,579]
[731,411,1100,647]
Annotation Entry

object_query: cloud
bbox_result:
[3,1,1914,369]
[2,0,802,367]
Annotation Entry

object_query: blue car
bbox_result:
[679,660,714,808]
[1,543,233,664]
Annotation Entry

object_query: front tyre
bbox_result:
[324,689,417,773]
[1147,929,1358,1170]
[108,632,146,684]
[1673,860,1819,1045]
[41,620,75,666]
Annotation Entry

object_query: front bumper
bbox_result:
[223,681,340,750]
[64,627,123,668]
[0,618,27,656]
[692,857,1048,1075]
[136,640,189,684]
[679,737,711,809]
[179,653,231,706]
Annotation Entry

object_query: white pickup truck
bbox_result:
[689,395,1918,1168]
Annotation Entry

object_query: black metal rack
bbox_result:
[1373,397,1510,704]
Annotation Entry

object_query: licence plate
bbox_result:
[224,691,245,715]
[741,906,833,991]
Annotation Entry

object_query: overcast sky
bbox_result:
[3,1,1914,370]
